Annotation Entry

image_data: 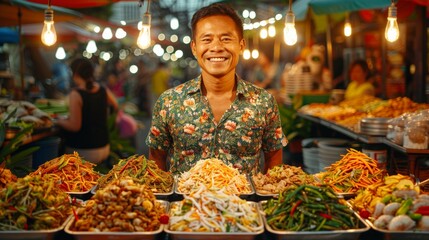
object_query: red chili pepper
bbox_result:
[23,223,28,230]
[159,214,169,224]
[8,206,16,211]
[359,209,371,219]
[290,200,303,216]
[319,213,333,220]
[415,206,429,215]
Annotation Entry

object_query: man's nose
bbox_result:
[211,39,224,50]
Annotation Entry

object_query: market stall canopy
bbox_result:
[293,0,392,21]
[0,0,82,27]
[26,0,125,9]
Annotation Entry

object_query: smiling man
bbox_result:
[145,3,287,175]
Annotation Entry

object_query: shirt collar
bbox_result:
[187,74,247,97]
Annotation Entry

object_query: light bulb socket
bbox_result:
[285,11,295,25]
[388,4,397,19]
[44,8,54,22]
[142,13,151,26]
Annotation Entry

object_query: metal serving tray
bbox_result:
[174,175,255,199]
[165,201,263,240]
[0,215,72,240]
[366,219,429,240]
[259,201,370,240]
[64,200,169,240]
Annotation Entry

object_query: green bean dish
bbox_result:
[262,185,359,231]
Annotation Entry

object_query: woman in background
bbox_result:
[344,59,375,100]
[57,58,118,164]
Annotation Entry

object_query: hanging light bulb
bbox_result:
[86,40,97,54]
[283,0,297,46]
[268,25,276,38]
[243,49,251,60]
[55,46,66,60]
[385,1,399,42]
[344,14,352,37]
[137,0,151,49]
[102,27,113,40]
[41,5,57,46]
[260,28,268,39]
[251,49,259,59]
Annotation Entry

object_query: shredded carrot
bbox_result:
[318,148,386,194]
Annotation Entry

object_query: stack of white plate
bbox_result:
[359,117,390,136]
[285,72,314,96]
[301,138,332,174]
[318,139,350,171]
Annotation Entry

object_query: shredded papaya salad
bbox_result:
[168,184,263,232]
[30,152,100,193]
[316,148,386,194]
[0,174,72,230]
[97,155,174,193]
[177,158,252,194]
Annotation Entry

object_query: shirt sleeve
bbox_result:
[262,94,287,152]
[145,93,172,150]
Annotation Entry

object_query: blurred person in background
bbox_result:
[344,59,375,100]
[135,59,152,115]
[57,57,118,164]
[151,61,170,107]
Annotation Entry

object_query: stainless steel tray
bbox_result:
[366,219,429,240]
[259,201,370,240]
[174,175,255,198]
[64,200,169,240]
[165,201,263,240]
[0,215,72,240]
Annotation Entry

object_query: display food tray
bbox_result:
[259,201,370,240]
[0,215,72,240]
[64,200,169,240]
[366,219,429,240]
[91,181,175,199]
[165,201,263,240]
[174,175,255,198]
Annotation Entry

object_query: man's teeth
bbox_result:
[209,57,225,62]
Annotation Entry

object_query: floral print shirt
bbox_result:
[146,75,287,175]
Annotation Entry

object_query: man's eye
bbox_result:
[222,37,232,42]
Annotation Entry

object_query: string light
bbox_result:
[344,13,352,37]
[385,1,399,42]
[41,0,57,46]
[137,0,152,49]
[283,0,297,46]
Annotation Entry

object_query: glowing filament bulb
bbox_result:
[137,13,151,49]
[41,8,57,46]
[283,11,297,46]
[385,3,399,42]
[344,22,352,37]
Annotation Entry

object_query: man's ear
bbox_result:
[240,38,245,53]
[191,40,196,57]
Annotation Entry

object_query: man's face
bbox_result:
[191,15,244,78]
